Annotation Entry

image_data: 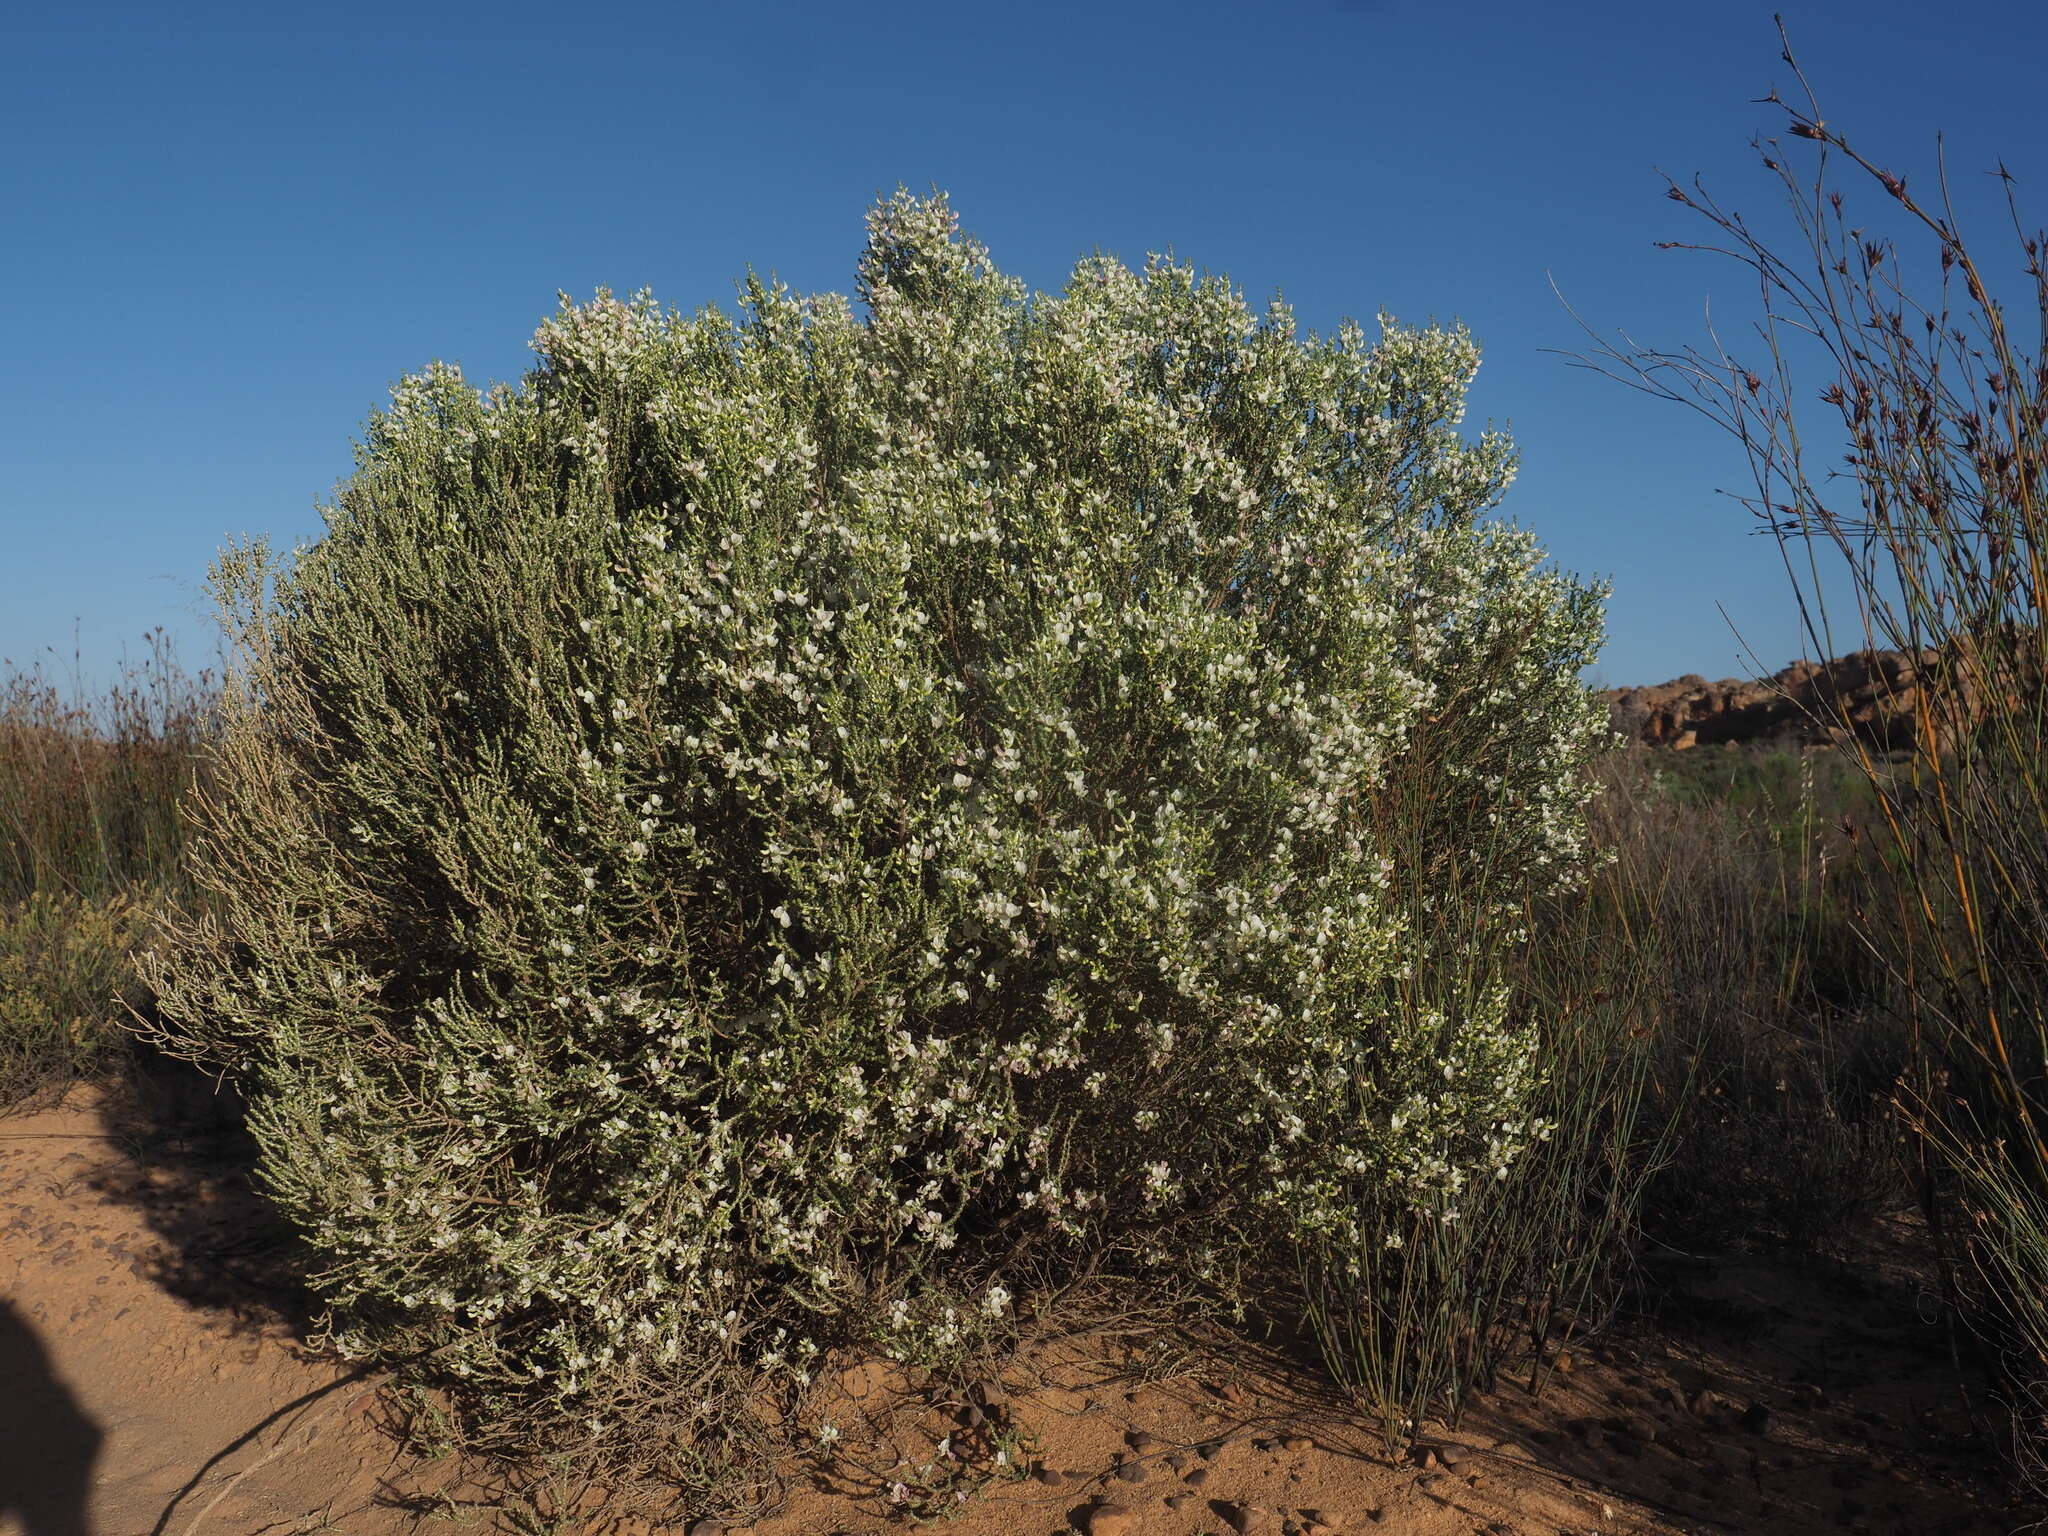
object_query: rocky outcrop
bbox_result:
[1602,649,1942,752]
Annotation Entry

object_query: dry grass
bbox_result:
[0,633,217,1104]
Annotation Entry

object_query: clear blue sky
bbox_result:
[5,0,2044,692]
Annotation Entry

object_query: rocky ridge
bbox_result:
[1601,648,1942,753]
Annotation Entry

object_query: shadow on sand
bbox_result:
[0,1297,102,1536]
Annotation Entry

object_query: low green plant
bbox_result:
[140,191,1609,1510]
[0,637,215,1104]
[0,891,153,1099]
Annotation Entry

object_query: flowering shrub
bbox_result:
[142,192,1607,1497]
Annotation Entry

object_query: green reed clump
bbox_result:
[1301,755,1659,1444]
[0,635,217,1102]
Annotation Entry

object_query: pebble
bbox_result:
[973,1377,1005,1408]
[1164,1453,1189,1473]
[1218,1502,1268,1535]
[1126,1431,1155,1450]
[1282,1436,1314,1453]
[1081,1504,1137,1536]
[686,1522,722,1536]
[1300,1509,1340,1531]
[1742,1403,1773,1435]
[1198,1441,1224,1459]
[1033,1466,1065,1488]
[1114,1463,1148,1483]
[1185,1469,1211,1489]
[1166,1494,1192,1512]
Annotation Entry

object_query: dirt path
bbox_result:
[0,1082,2026,1536]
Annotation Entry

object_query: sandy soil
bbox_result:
[0,1079,2028,1536]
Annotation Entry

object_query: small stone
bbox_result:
[1282,1436,1314,1453]
[1033,1466,1065,1488]
[962,1403,985,1428]
[1126,1430,1156,1451]
[1741,1403,1773,1435]
[1686,1388,1717,1419]
[1185,1468,1211,1489]
[1217,1503,1267,1535]
[1216,1380,1250,1406]
[1115,1463,1148,1483]
[973,1377,1006,1408]
[1166,1495,1192,1512]
[1554,1350,1575,1374]
[1081,1504,1138,1536]
[1435,1443,1468,1468]
[1625,1417,1659,1445]
[1164,1453,1189,1473]
[1253,1438,1277,1453]
[1300,1511,1341,1531]
[686,1522,722,1536]
[1198,1441,1224,1459]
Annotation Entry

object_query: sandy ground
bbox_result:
[0,1079,2028,1536]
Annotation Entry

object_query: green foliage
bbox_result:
[0,891,152,1101]
[1302,825,1659,1444]
[140,192,1608,1503]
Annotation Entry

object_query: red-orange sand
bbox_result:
[0,1085,2024,1536]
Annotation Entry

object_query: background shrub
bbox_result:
[140,192,1608,1504]
[0,638,214,1104]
